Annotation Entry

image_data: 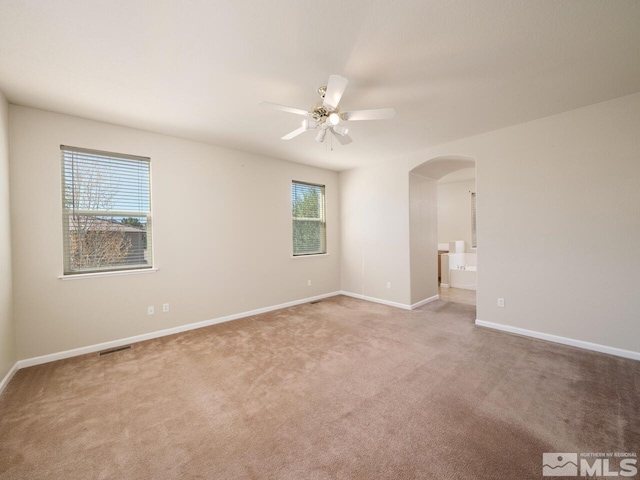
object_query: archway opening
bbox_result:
[409,155,477,308]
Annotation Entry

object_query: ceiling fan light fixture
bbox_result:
[316,129,327,142]
[328,113,340,125]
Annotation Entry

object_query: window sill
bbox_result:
[58,268,158,280]
[291,253,330,259]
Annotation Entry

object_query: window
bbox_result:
[471,192,477,248]
[292,181,326,256]
[61,146,152,275]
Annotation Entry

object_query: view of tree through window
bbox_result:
[292,181,326,256]
[61,146,152,274]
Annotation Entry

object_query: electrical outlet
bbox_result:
[386,282,391,289]
[307,280,311,287]
[162,303,169,313]
[498,298,505,308]
[147,306,155,315]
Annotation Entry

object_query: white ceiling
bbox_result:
[1,1,639,171]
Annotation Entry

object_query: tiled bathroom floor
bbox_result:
[438,286,476,306]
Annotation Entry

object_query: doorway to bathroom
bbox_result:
[436,166,476,306]
[408,155,477,308]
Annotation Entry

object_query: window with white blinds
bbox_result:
[61,146,152,275]
[292,181,326,256]
[471,192,477,248]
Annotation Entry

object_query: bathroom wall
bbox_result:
[437,176,476,250]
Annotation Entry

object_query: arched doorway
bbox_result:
[409,155,477,307]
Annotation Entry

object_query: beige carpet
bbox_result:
[0,296,638,479]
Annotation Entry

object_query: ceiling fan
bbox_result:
[261,75,395,145]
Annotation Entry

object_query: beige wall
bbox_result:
[9,106,340,359]
[340,163,411,306]
[0,92,16,381]
[409,174,438,305]
[437,179,476,249]
[6,92,640,361]
[341,92,640,353]
[0,91,16,380]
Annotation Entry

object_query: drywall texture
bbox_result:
[340,163,411,306]
[9,106,340,359]
[0,91,16,379]
[437,179,476,248]
[341,92,640,353]
[409,174,438,305]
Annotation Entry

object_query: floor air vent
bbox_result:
[99,345,132,356]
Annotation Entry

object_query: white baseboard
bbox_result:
[411,295,440,310]
[16,291,342,370]
[339,290,412,310]
[0,362,19,395]
[475,319,640,361]
[440,283,449,288]
[339,291,441,311]
[450,284,476,291]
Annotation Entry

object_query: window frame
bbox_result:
[60,145,153,276]
[291,180,327,257]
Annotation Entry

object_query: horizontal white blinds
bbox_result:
[292,181,326,256]
[61,146,152,274]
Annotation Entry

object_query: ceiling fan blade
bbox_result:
[340,108,395,121]
[260,101,309,117]
[281,126,307,140]
[331,128,353,145]
[322,75,349,110]
[304,118,318,130]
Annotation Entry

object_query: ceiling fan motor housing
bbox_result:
[311,105,336,125]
